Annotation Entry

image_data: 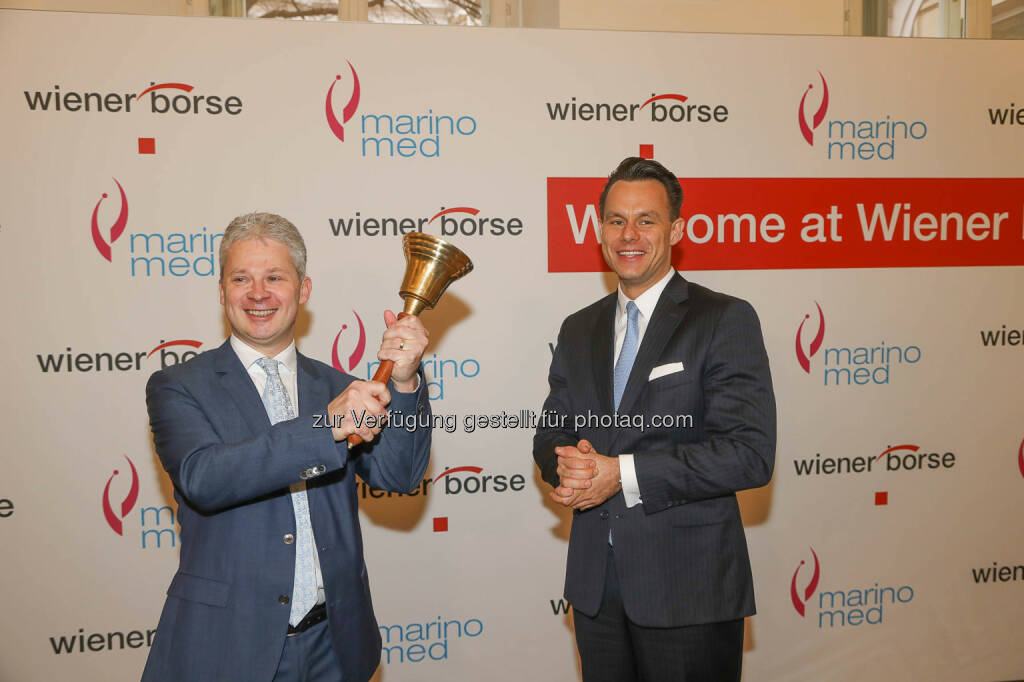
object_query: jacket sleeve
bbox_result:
[350,372,433,494]
[634,298,776,513]
[533,321,582,490]
[146,369,346,514]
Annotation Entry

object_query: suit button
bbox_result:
[299,471,309,480]
[599,511,609,520]
[615,514,623,519]
[315,464,326,474]
[278,595,290,605]
[283,533,295,544]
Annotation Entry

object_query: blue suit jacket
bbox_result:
[534,274,776,627]
[141,340,431,682]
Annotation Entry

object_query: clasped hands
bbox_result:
[550,439,622,511]
[328,310,428,443]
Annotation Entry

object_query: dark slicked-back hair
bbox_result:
[598,156,683,221]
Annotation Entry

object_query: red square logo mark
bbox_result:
[638,144,654,159]
[875,491,888,506]
[433,517,448,532]
[138,137,155,154]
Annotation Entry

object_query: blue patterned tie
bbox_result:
[613,301,640,412]
[256,357,317,626]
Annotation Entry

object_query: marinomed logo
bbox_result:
[798,72,829,145]
[795,301,825,373]
[101,456,180,549]
[790,548,915,628]
[102,456,139,536]
[325,62,478,157]
[91,179,128,261]
[379,616,483,664]
[24,81,243,115]
[545,92,729,124]
[325,61,360,141]
[790,547,820,617]
[794,302,922,386]
[332,311,367,372]
[88,179,223,277]
[798,71,927,160]
[365,353,480,401]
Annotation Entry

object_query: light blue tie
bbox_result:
[256,357,318,626]
[613,301,640,412]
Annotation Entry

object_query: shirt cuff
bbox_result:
[392,374,420,394]
[619,454,642,508]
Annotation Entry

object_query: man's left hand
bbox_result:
[549,439,622,511]
[378,310,428,393]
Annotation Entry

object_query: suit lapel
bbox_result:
[591,295,617,415]
[296,352,329,418]
[615,274,691,416]
[212,340,271,434]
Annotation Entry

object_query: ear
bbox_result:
[669,218,685,246]
[218,279,225,306]
[299,276,312,305]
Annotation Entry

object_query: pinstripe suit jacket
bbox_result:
[534,273,776,627]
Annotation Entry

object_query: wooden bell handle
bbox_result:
[346,312,410,448]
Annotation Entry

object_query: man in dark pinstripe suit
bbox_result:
[534,157,776,682]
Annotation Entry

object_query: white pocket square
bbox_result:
[649,362,684,381]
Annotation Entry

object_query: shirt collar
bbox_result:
[617,269,675,321]
[229,335,298,374]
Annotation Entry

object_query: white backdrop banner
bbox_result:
[1,9,1023,682]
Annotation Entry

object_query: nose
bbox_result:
[248,280,269,299]
[621,220,639,241]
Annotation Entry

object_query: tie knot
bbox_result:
[256,356,281,378]
[626,300,639,324]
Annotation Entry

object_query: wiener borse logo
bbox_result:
[545,92,729,124]
[358,466,526,499]
[36,339,202,373]
[328,206,523,239]
[24,81,243,115]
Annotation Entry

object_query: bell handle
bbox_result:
[346,311,415,448]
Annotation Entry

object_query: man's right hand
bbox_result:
[550,439,597,505]
[328,380,391,443]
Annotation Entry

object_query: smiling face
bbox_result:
[219,237,311,356]
[600,179,684,299]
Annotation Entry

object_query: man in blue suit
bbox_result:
[142,212,432,682]
[534,157,776,682]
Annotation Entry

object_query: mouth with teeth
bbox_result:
[617,249,646,258]
[246,308,277,318]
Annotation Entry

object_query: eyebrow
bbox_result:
[226,266,289,276]
[604,210,662,220]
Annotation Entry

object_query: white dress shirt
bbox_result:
[230,335,326,607]
[614,269,676,508]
